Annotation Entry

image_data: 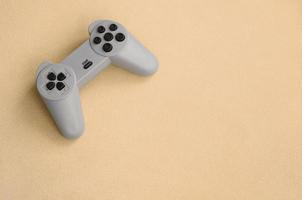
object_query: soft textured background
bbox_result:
[0,0,302,199]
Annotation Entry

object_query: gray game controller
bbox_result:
[36,20,158,139]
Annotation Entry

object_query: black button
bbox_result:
[102,43,113,52]
[93,37,102,44]
[109,24,118,31]
[57,73,66,81]
[115,33,125,42]
[56,82,65,90]
[46,82,55,90]
[97,26,105,33]
[83,61,93,69]
[47,72,56,81]
[104,33,113,41]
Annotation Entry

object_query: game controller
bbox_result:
[36,20,158,139]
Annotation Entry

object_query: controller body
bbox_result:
[36,20,158,139]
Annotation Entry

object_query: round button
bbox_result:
[93,37,102,44]
[47,72,56,81]
[104,33,113,41]
[57,73,66,81]
[56,82,65,91]
[97,26,105,33]
[46,82,55,90]
[109,24,118,31]
[115,33,125,42]
[102,43,113,52]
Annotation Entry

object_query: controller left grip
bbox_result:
[111,33,158,76]
[41,86,84,139]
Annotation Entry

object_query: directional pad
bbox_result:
[47,72,56,81]
[56,82,65,90]
[44,71,67,91]
[46,82,55,90]
[57,73,66,81]
[37,63,75,101]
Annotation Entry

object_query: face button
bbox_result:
[109,24,118,31]
[57,73,66,81]
[46,82,55,90]
[56,82,65,90]
[97,26,105,33]
[93,37,102,44]
[47,72,56,81]
[115,33,125,42]
[104,32,113,41]
[102,43,113,52]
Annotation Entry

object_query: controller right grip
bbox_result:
[111,33,158,76]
